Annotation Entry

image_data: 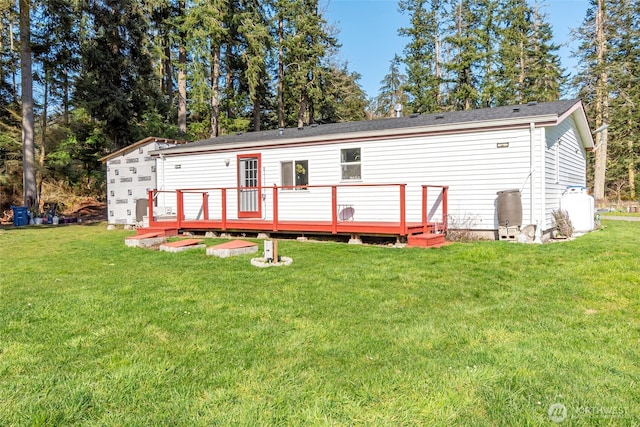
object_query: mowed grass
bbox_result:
[0,221,638,426]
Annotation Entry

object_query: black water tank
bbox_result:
[496,190,522,227]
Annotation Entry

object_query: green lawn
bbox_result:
[1,221,638,426]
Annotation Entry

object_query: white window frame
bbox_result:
[340,148,361,181]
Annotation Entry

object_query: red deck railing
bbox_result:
[147,183,448,237]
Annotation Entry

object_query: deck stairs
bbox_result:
[406,232,448,248]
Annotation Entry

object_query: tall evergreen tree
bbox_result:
[525,2,564,103]
[495,0,531,105]
[183,0,230,138]
[374,55,408,118]
[604,0,640,199]
[238,0,270,131]
[315,61,367,123]
[0,1,16,109]
[19,0,36,209]
[574,0,610,202]
[74,0,162,149]
[172,0,187,134]
[399,0,446,113]
[281,0,338,127]
[0,0,18,106]
[474,0,499,108]
[445,0,480,110]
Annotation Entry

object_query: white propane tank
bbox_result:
[560,186,595,233]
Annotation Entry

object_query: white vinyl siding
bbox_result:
[154,115,588,233]
[544,117,588,230]
[157,128,540,230]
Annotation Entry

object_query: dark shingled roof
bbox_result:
[159,99,585,153]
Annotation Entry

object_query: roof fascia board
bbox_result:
[557,101,594,149]
[100,137,186,162]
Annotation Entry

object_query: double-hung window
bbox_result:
[340,148,361,180]
[281,160,309,189]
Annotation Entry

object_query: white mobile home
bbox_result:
[100,137,185,225]
[147,100,593,239]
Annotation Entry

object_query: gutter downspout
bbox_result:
[530,122,542,244]
[530,122,535,227]
[159,153,165,213]
[538,126,546,243]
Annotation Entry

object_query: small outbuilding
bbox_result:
[100,137,185,225]
[142,99,593,240]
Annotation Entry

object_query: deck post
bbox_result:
[202,192,209,220]
[176,190,184,229]
[422,186,428,233]
[331,185,338,234]
[221,188,227,231]
[400,184,407,235]
[442,186,449,231]
[148,190,155,227]
[273,185,279,232]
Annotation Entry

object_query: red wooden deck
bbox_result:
[139,183,448,239]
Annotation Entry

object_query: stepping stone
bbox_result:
[207,240,258,258]
[159,238,206,253]
[125,232,167,248]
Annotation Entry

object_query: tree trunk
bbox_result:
[63,69,69,125]
[210,45,220,138]
[225,44,234,120]
[277,14,285,129]
[253,96,261,131]
[435,19,442,106]
[177,43,187,134]
[164,40,173,103]
[10,21,18,102]
[39,69,47,200]
[593,0,609,204]
[297,91,307,128]
[629,140,636,200]
[518,38,525,103]
[20,0,36,210]
[0,17,3,96]
[177,0,187,134]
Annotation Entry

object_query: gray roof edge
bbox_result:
[150,99,584,156]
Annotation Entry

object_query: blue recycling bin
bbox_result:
[10,206,29,227]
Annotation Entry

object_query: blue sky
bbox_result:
[324,0,590,99]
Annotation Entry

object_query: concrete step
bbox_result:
[207,240,259,258]
[125,232,167,248]
[407,233,447,248]
[136,227,179,237]
[159,238,206,253]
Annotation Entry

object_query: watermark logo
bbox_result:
[548,403,567,423]
[548,402,631,423]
